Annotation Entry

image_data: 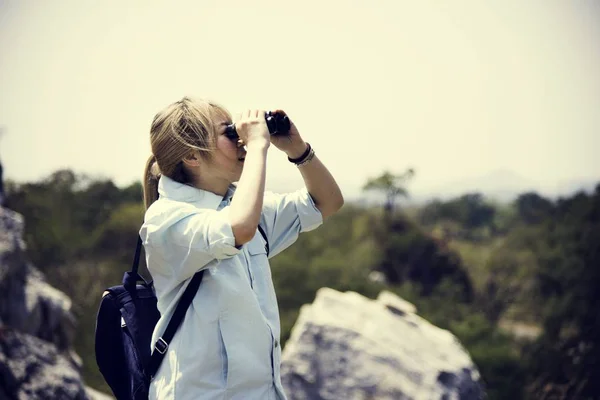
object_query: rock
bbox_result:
[0,207,76,351]
[377,290,417,315]
[24,267,76,351]
[0,327,88,400]
[281,288,485,400]
[0,206,110,399]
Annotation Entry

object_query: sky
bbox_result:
[1,0,599,200]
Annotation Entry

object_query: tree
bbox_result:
[514,192,553,225]
[419,193,496,240]
[524,186,600,398]
[5,170,144,270]
[362,168,415,213]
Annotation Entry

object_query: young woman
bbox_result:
[140,97,343,400]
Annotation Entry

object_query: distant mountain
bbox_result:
[341,170,599,206]
[550,178,599,198]
[414,170,539,203]
[265,168,598,206]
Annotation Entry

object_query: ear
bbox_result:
[182,151,201,168]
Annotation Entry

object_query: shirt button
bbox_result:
[274,340,279,348]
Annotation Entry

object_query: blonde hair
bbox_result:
[143,97,231,209]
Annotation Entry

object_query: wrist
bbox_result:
[285,141,308,159]
[246,137,270,151]
[288,142,314,166]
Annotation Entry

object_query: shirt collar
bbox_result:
[158,175,236,210]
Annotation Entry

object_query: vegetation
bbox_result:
[5,169,600,399]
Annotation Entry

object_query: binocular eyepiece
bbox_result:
[224,111,291,141]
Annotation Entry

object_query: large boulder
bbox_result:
[0,207,106,399]
[0,328,88,400]
[0,208,76,350]
[281,288,485,400]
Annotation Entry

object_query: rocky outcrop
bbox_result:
[0,207,103,399]
[0,328,88,399]
[281,288,485,400]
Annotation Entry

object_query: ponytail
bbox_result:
[143,155,160,210]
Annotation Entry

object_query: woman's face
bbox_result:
[206,120,246,183]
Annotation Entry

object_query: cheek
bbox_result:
[213,140,239,170]
[217,136,238,155]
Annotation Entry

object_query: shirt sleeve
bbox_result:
[141,205,241,282]
[261,188,323,258]
[167,209,241,259]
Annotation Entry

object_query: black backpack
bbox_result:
[95,227,269,399]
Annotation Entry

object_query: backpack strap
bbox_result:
[257,224,269,256]
[123,236,145,291]
[147,269,204,379]
[131,236,143,275]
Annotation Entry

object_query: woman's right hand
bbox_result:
[228,109,270,246]
[234,109,270,148]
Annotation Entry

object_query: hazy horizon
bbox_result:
[1,1,599,200]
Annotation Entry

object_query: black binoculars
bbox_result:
[224,111,291,141]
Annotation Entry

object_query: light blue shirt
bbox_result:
[140,175,322,400]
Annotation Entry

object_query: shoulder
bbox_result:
[144,197,199,225]
[142,198,217,242]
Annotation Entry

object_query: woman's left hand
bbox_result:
[268,110,309,159]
